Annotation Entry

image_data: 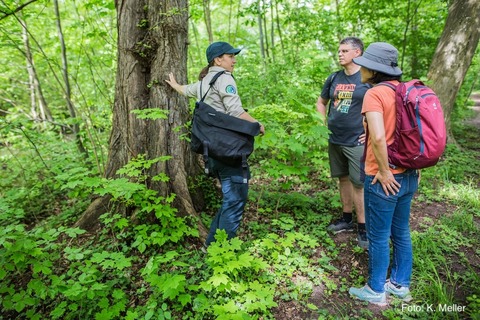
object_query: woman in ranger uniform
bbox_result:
[166,41,265,248]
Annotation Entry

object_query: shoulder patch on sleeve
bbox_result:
[225,85,237,94]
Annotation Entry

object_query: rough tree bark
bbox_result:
[75,0,208,240]
[428,0,480,139]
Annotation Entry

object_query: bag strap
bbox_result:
[378,81,399,169]
[198,71,225,175]
[360,120,368,183]
[378,81,397,91]
[200,71,226,102]
[360,82,400,177]
[241,154,248,184]
[203,141,210,175]
[327,71,340,116]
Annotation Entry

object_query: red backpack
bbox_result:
[381,80,447,169]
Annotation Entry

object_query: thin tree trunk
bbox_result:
[53,0,87,155]
[274,0,285,57]
[270,2,275,63]
[189,19,202,67]
[203,0,213,43]
[228,0,233,44]
[263,10,269,60]
[257,0,265,61]
[410,7,422,79]
[401,0,422,77]
[235,0,240,46]
[400,0,411,69]
[20,16,53,123]
[334,0,341,41]
[24,18,38,121]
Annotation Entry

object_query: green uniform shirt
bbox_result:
[184,66,245,118]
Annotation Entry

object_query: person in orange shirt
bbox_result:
[348,42,419,305]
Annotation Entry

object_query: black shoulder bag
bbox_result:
[190,71,261,182]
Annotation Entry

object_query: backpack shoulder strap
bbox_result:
[326,70,340,116]
[328,71,340,92]
[360,81,400,179]
[377,81,397,91]
[200,71,226,102]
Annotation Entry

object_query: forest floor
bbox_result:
[4,95,479,320]
[272,202,463,319]
[272,93,480,319]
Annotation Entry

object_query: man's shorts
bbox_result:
[328,143,365,188]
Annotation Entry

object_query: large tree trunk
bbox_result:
[76,0,208,240]
[428,0,480,140]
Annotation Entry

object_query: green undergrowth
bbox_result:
[0,150,335,319]
[1,124,479,319]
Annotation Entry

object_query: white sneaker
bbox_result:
[384,280,412,302]
[349,285,387,306]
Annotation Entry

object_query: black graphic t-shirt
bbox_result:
[321,70,371,146]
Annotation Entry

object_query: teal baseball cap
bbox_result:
[206,42,241,63]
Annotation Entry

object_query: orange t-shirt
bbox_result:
[362,81,405,175]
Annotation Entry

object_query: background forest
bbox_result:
[0,0,479,319]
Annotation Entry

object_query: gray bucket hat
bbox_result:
[353,42,402,76]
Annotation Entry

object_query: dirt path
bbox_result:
[465,92,480,128]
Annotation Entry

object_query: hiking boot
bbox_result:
[357,229,369,249]
[349,285,387,306]
[327,218,354,233]
[384,280,412,302]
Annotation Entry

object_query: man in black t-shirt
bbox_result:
[316,37,371,249]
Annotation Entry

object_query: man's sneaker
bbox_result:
[357,230,369,249]
[327,218,354,233]
[384,280,412,302]
[349,285,387,306]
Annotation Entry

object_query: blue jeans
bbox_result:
[364,169,419,293]
[205,159,249,246]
